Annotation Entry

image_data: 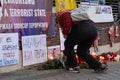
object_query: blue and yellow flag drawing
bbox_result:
[55,0,77,13]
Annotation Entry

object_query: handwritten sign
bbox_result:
[0,33,19,66]
[22,34,47,66]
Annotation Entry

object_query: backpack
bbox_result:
[70,5,95,21]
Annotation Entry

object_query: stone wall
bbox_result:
[95,22,120,45]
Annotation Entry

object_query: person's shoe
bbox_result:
[68,66,80,73]
[95,63,108,73]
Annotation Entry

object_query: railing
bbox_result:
[98,19,120,31]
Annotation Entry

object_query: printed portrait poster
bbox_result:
[22,34,47,66]
[47,45,60,60]
[0,33,19,66]
[78,5,114,23]
[91,5,114,23]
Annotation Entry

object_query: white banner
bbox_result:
[0,33,19,66]
[89,5,114,23]
[22,34,47,66]
[71,5,114,23]
[59,28,65,50]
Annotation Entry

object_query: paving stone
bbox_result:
[1,62,120,80]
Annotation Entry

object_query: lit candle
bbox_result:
[48,55,54,60]
[92,52,97,58]
[76,55,85,64]
[99,56,105,63]
[114,55,120,61]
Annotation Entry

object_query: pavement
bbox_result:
[0,61,120,80]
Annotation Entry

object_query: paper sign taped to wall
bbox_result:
[71,5,114,23]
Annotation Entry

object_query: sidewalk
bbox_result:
[0,61,120,80]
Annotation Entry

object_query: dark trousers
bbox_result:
[64,20,101,70]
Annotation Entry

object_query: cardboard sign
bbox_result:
[0,33,19,66]
[22,34,47,66]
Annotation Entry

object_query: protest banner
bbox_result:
[0,0,54,39]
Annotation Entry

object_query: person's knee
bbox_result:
[76,48,89,56]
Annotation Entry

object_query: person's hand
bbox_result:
[62,55,67,62]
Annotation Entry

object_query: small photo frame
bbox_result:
[47,45,61,60]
